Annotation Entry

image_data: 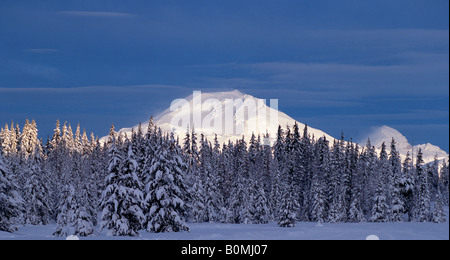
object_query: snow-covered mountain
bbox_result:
[361,125,448,164]
[105,90,448,164]
[110,90,335,146]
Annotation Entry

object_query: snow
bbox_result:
[66,235,79,240]
[102,90,336,147]
[2,207,448,240]
[362,125,448,164]
[100,91,447,165]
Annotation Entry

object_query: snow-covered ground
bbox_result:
[2,208,448,240]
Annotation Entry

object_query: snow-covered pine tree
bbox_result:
[346,143,365,223]
[226,138,252,224]
[402,152,415,221]
[191,176,207,223]
[370,178,390,222]
[269,159,282,221]
[341,141,359,222]
[105,123,118,149]
[145,132,189,233]
[235,177,253,224]
[0,124,10,156]
[310,137,330,223]
[190,134,208,223]
[101,137,145,236]
[73,124,82,153]
[251,179,269,224]
[440,159,449,206]
[300,124,315,221]
[327,140,346,223]
[118,143,145,234]
[378,142,392,220]
[432,185,446,223]
[273,125,285,166]
[81,129,91,156]
[66,123,75,152]
[389,138,404,222]
[310,168,327,223]
[140,119,158,219]
[46,120,64,220]
[416,148,431,222]
[71,148,97,237]
[200,135,223,223]
[10,123,19,157]
[19,119,40,160]
[131,125,146,185]
[0,151,22,232]
[24,145,51,225]
[248,133,261,179]
[73,204,94,237]
[277,161,300,227]
[261,133,273,199]
[212,135,227,223]
[89,138,107,210]
[73,180,96,237]
[221,141,235,208]
[53,140,89,237]
[49,120,61,151]
[53,184,77,237]
[1,123,17,159]
[348,197,365,223]
[358,139,377,218]
[427,156,440,202]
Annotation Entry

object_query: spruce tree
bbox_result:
[440,159,449,206]
[53,184,77,237]
[427,156,440,201]
[310,137,330,223]
[119,143,145,233]
[358,139,377,218]
[24,145,51,225]
[101,138,145,236]
[389,138,404,222]
[145,133,189,233]
[327,140,346,223]
[416,149,430,222]
[402,152,415,221]
[310,174,327,223]
[0,124,11,156]
[370,179,390,222]
[432,186,446,223]
[277,171,299,227]
[251,180,269,224]
[200,135,223,223]
[378,142,392,220]
[0,152,22,232]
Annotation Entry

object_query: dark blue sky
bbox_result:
[0,0,448,151]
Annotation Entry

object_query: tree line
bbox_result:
[0,118,448,236]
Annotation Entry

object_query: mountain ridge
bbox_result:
[104,90,448,164]
[362,125,448,164]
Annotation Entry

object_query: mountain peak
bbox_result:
[362,125,448,164]
[368,125,411,149]
[111,90,335,146]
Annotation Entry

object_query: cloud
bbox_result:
[25,49,58,54]
[5,61,60,80]
[0,84,188,94]
[216,51,448,96]
[59,11,137,18]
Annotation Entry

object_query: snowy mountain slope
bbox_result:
[103,91,447,164]
[361,125,448,164]
[111,90,336,146]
